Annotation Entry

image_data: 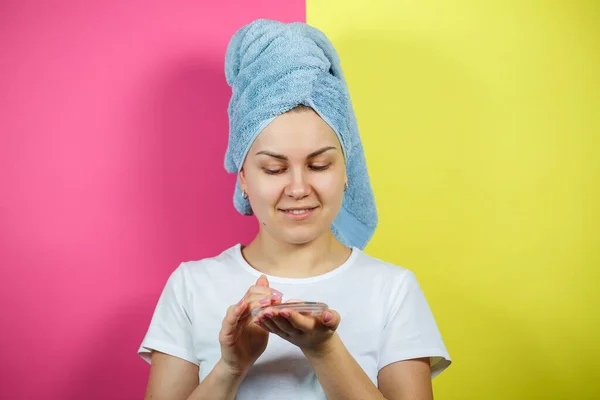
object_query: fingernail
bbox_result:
[259,298,270,305]
[281,311,290,318]
[264,312,273,319]
[323,311,333,322]
[271,293,282,301]
[254,320,262,326]
[237,298,244,306]
[271,289,282,296]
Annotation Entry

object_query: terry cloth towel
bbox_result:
[223,19,378,250]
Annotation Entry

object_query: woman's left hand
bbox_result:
[253,302,341,355]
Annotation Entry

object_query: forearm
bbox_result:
[302,333,386,400]
[186,359,244,400]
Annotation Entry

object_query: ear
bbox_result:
[239,168,247,191]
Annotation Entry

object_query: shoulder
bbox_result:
[175,244,241,276]
[349,249,424,302]
[352,248,416,282]
[165,244,242,294]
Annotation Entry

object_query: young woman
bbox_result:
[139,19,451,400]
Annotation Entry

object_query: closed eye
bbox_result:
[263,168,284,175]
[262,164,331,174]
[310,164,331,171]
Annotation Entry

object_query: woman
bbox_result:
[139,19,451,400]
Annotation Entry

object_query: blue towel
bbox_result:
[223,19,378,250]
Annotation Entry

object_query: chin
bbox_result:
[278,226,330,245]
[259,211,336,245]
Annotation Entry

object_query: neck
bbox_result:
[241,229,352,278]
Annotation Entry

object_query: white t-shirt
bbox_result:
[138,244,451,399]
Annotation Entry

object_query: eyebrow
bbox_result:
[255,146,337,161]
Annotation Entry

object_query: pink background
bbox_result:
[0,2,305,399]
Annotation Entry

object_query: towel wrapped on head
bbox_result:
[224,19,378,250]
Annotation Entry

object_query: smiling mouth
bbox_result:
[279,207,318,214]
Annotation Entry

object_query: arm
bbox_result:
[144,351,245,400]
[378,358,433,400]
[302,333,386,400]
[256,306,433,399]
[143,275,280,400]
[303,336,433,400]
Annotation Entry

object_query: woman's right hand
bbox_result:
[218,275,282,377]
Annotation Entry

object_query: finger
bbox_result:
[254,318,272,333]
[220,300,247,339]
[260,312,287,337]
[248,298,276,315]
[320,309,341,330]
[247,291,282,305]
[265,311,304,337]
[229,299,247,324]
[279,309,316,332]
[245,285,274,297]
[244,285,283,305]
[243,288,273,308]
[247,290,283,311]
[256,274,269,287]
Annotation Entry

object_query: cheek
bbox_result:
[249,176,283,208]
[313,173,345,202]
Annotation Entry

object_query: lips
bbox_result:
[279,206,318,220]
[281,207,317,214]
[279,206,317,213]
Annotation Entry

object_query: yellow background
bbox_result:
[308,1,599,398]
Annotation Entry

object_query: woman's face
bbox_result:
[239,108,347,245]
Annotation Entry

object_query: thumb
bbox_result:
[256,274,269,288]
[321,309,340,330]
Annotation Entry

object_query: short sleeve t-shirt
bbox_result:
[138,245,451,399]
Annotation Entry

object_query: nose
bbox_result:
[283,169,311,200]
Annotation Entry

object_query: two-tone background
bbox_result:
[1,1,598,398]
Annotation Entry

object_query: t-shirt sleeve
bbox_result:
[137,263,198,366]
[378,270,452,378]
